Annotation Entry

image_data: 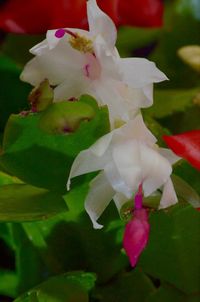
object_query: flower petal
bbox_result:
[85,171,115,229]
[140,144,172,196]
[119,57,168,89]
[87,0,117,51]
[120,114,157,144]
[159,178,178,209]
[54,76,89,101]
[104,162,134,198]
[67,146,111,190]
[159,148,181,165]
[20,58,45,86]
[163,131,200,170]
[113,192,129,212]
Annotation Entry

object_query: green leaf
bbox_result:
[146,284,186,302]
[14,272,96,302]
[0,55,30,130]
[174,161,200,195]
[139,204,200,294]
[172,174,200,208]
[0,96,109,193]
[144,88,200,118]
[0,270,18,298]
[0,184,67,222]
[0,171,22,186]
[22,182,127,283]
[93,269,155,302]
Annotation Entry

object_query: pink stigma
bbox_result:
[134,183,143,210]
[55,28,77,39]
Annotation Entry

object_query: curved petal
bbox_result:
[90,78,131,126]
[87,0,117,52]
[20,57,45,86]
[159,148,181,165]
[159,178,178,209]
[104,162,134,199]
[141,144,172,196]
[112,141,142,193]
[119,58,168,89]
[54,76,90,100]
[85,171,115,229]
[113,192,129,212]
[67,147,111,190]
[22,36,86,86]
[120,115,157,144]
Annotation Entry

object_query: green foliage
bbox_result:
[0,184,67,222]
[14,272,96,302]
[0,55,30,131]
[0,1,200,301]
[93,269,155,302]
[139,204,200,294]
[0,96,109,193]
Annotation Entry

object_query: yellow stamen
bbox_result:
[69,34,93,53]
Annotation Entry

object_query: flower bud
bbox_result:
[39,100,95,135]
[123,209,150,267]
[28,79,53,112]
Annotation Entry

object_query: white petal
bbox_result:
[20,58,45,86]
[85,171,115,229]
[120,114,157,145]
[87,0,117,51]
[159,148,181,165]
[90,78,130,126]
[30,39,49,55]
[113,192,130,212]
[54,76,89,100]
[141,144,172,196]
[159,178,178,209]
[119,58,168,89]
[112,141,142,193]
[90,132,113,156]
[67,147,111,190]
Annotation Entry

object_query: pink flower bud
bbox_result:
[123,208,150,267]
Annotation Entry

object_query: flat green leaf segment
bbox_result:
[14,272,96,302]
[139,204,200,294]
[0,96,109,192]
[0,184,67,221]
[145,87,200,118]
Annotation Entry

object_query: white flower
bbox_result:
[20,0,167,126]
[67,115,180,229]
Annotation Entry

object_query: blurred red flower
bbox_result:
[0,0,163,34]
[163,130,200,171]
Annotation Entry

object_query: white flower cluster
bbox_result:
[21,0,180,228]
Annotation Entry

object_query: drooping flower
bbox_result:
[123,186,150,267]
[0,0,163,34]
[163,130,200,170]
[20,0,167,126]
[67,114,180,229]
